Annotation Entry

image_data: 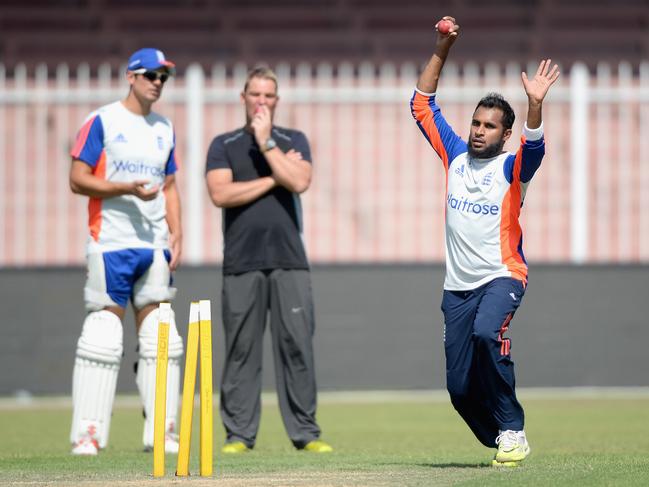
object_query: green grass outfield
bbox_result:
[1,389,648,486]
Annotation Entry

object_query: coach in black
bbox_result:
[205,66,332,454]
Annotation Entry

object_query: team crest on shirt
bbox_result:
[157,136,164,150]
[481,171,494,187]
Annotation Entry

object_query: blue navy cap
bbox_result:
[127,48,175,73]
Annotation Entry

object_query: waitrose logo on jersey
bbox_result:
[447,193,500,216]
[112,160,166,178]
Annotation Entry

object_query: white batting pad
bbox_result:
[136,306,183,448]
[70,310,123,449]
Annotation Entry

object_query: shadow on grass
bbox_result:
[377,462,491,469]
[418,463,492,469]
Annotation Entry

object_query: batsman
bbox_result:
[410,16,559,466]
[68,48,183,455]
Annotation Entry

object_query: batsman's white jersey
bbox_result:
[71,101,178,254]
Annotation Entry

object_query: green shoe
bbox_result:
[303,440,333,453]
[494,430,530,464]
[221,441,249,454]
[492,459,521,468]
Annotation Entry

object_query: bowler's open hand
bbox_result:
[522,59,560,105]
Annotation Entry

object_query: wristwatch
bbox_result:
[260,137,277,153]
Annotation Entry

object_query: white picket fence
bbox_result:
[0,60,648,267]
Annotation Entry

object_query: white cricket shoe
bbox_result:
[71,436,99,456]
[164,433,179,454]
[143,433,180,454]
[493,430,530,466]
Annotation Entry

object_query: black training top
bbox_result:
[205,126,312,275]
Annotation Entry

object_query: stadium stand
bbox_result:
[0,0,646,72]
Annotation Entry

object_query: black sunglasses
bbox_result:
[139,71,170,83]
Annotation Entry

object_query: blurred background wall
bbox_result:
[0,0,647,396]
[2,264,648,396]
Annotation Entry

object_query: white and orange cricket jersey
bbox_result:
[410,90,545,290]
[71,101,178,254]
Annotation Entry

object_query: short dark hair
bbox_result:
[474,92,515,130]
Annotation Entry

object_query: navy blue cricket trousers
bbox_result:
[442,277,526,447]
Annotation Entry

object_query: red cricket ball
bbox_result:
[437,19,453,35]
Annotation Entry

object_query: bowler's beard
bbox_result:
[467,140,505,159]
